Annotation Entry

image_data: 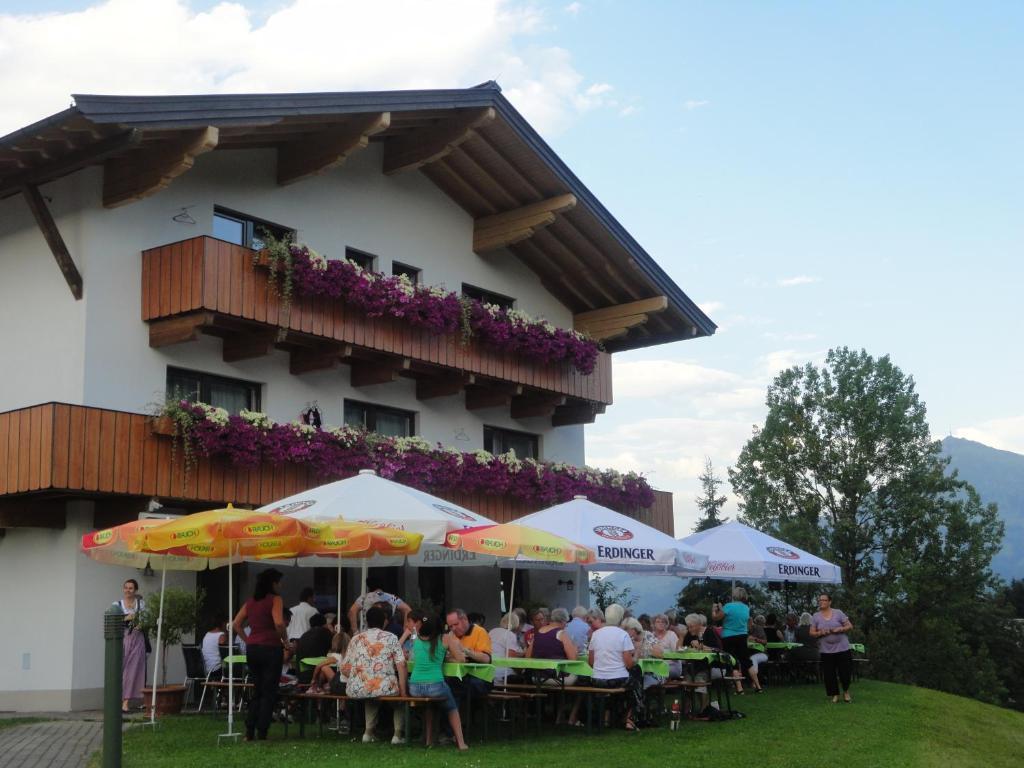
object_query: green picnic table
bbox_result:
[851,643,866,654]
[492,656,593,676]
[406,660,495,683]
[637,658,670,677]
[663,650,736,665]
[766,642,802,651]
[748,642,766,653]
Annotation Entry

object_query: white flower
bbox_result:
[395,436,432,452]
[197,403,229,426]
[305,247,327,271]
[473,450,494,465]
[239,409,271,429]
[289,421,316,436]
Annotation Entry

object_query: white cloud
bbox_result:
[954,416,1024,455]
[684,99,709,110]
[763,331,819,342]
[698,300,724,316]
[777,275,822,287]
[564,2,583,15]
[613,359,742,399]
[0,0,612,136]
[618,105,637,117]
[758,348,825,377]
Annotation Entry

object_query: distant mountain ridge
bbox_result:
[941,436,1024,579]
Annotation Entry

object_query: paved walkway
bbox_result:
[0,720,103,768]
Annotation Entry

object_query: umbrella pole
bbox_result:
[359,562,368,627]
[337,555,342,626]
[225,545,236,739]
[148,558,167,726]
[505,564,517,628]
[577,564,587,608]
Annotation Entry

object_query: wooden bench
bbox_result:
[379,695,448,746]
[558,685,627,733]
[280,691,348,738]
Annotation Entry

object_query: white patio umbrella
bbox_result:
[512,496,709,576]
[678,521,842,583]
[256,469,499,621]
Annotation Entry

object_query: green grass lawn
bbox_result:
[0,717,48,731]
[107,681,1023,768]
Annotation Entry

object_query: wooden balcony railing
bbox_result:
[141,237,612,422]
[0,403,672,535]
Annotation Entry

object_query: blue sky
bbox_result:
[1,1,1020,529]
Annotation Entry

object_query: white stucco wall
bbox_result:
[0,501,193,711]
[60,145,583,463]
[0,174,88,411]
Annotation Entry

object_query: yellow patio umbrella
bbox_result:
[444,522,595,623]
[81,518,207,571]
[444,522,595,564]
[139,505,314,738]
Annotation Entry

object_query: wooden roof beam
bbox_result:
[0,129,141,200]
[574,296,668,342]
[103,126,219,208]
[277,112,390,186]
[474,194,577,253]
[21,184,84,300]
[383,107,495,175]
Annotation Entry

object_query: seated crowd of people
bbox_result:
[217,572,827,745]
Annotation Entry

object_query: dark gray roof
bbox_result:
[4,84,716,342]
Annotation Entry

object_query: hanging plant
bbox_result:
[254,235,602,374]
[160,400,656,511]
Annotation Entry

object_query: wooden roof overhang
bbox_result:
[0,84,715,351]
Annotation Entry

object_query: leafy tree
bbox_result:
[139,587,205,686]
[694,457,729,532]
[589,574,635,612]
[729,347,1005,702]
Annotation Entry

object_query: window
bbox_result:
[212,207,291,251]
[166,367,261,414]
[462,283,515,311]
[343,399,415,438]
[345,247,376,271]
[391,261,421,283]
[484,426,539,460]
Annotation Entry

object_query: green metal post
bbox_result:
[104,605,124,768]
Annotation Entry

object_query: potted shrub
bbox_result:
[139,586,204,717]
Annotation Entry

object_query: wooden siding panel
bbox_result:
[127,415,146,495]
[229,243,244,317]
[97,410,117,492]
[0,413,10,495]
[82,408,102,491]
[38,405,53,491]
[202,238,218,310]
[216,241,232,313]
[169,242,182,316]
[27,406,41,490]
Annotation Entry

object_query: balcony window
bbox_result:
[391,261,421,283]
[345,248,376,271]
[343,399,415,438]
[462,283,515,311]
[484,426,539,460]
[166,367,261,414]
[212,207,291,251]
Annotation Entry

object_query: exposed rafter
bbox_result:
[383,107,495,175]
[473,194,577,253]
[277,112,390,186]
[416,372,476,400]
[552,401,605,427]
[574,296,668,341]
[0,129,140,199]
[511,393,566,420]
[351,357,411,387]
[103,126,219,208]
[21,184,84,300]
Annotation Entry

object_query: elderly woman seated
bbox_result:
[681,613,721,713]
[622,617,664,693]
[526,607,578,687]
[651,613,681,677]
